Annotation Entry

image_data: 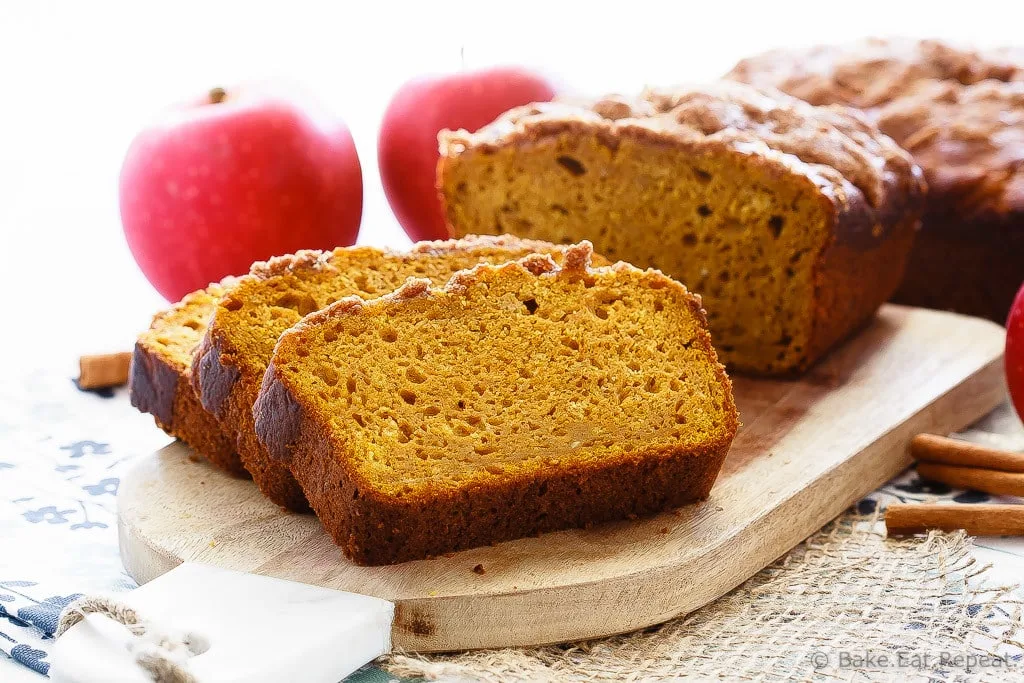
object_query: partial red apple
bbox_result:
[1007,282,1024,421]
[121,85,363,301]
[378,67,556,242]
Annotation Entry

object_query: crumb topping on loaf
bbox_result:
[406,233,574,258]
[210,236,610,382]
[295,242,605,334]
[441,81,921,214]
[727,38,1024,109]
[246,235,581,282]
[726,39,1024,224]
[874,79,1024,222]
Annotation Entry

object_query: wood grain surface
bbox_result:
[118,305,1007,652]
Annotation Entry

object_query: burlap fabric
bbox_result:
[384,512,1024,682]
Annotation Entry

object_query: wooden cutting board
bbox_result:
[118,305,1007,652]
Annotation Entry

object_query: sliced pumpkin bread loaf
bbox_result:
[438,81,926,374]
[193,235,608,512]
[130,282,244,476]
[254,242,738,565]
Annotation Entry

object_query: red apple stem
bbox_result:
[209,87,227,104]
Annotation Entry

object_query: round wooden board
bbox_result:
[119,306,1007,651]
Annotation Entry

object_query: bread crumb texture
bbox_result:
[140,284,226,373]
[257,243,738,564]
[198,235,610,511]
[131,280,242,474]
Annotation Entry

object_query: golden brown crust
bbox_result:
[129,283,245,477]
[728,40,1023,225]
[727,38,1024,109]
[874,79,1024,224]
[804,218,919,370]
[194,237,612,511]
[255,245,737,565]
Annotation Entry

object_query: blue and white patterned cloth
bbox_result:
[0,367,169,675]
[2,365,1023,678]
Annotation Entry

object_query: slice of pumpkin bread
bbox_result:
[438,81,926,375]
[254,242,738,565]
[193,235,608,512]
[130,282,244,476]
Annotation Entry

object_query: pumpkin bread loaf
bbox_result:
[193,235,608,512]
[254,242,738,565]
[873,79,1024,321]
[439,82,925,374]
[728,39,1024,322]
[130,282,244,476]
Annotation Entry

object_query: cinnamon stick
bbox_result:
[916,462,1024,498]
[78,353,132,390]
[911,434,1024,473]
[886,503,1024,536]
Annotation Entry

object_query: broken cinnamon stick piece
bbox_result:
[916,462,1024,498]
[886,503,1024,536]
[78,353,132,390]
[911,434,1024,473]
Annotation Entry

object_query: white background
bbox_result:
[2,5,1024,680]
[1,0,1023,361]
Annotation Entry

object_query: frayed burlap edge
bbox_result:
[382,512,1024,682]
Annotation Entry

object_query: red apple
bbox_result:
[378,67,556,242]
[121,85,363,301]
[1006,282,1024,421]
